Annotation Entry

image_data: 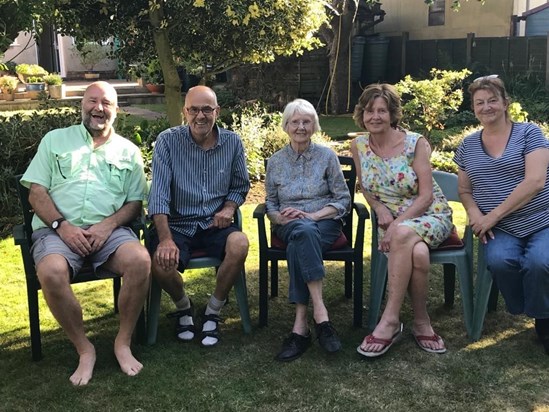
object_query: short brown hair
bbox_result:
[353,83,402,130]
[468,76,510,111]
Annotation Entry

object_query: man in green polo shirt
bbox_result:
[21,81,150,386]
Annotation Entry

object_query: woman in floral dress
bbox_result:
[350,83,453,357]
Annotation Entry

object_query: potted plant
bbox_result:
[25,75,46,91]
[73,42,109,79]
[43,73,65,99]
[0,75,19,101]
[15,63,48,84]
[143,58,164,94]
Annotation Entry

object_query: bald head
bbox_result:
[81,81,118,138]
[184,85,217,107]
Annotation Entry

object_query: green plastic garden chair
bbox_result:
[145,209,252,345]
[367,170,475,339]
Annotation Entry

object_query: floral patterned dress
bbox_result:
[355,131,453,248]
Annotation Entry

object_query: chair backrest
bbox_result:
[337,156,356,246]
[14,175,34,244]
[432,170,459,203]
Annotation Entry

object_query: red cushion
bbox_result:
[190,249,208,258]
[432,226,464,250]
[271,232,348,251]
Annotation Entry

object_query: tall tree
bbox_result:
[20,0,327,125]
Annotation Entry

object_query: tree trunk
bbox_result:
[321,0,358,114]
[149,4,182,127]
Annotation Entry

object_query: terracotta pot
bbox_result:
[145,84,165,94]
[3,92,14,101]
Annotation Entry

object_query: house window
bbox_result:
[428,0,445,26]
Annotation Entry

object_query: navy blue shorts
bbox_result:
[149,224,239,270]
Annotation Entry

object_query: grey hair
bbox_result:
[281,98,321,133]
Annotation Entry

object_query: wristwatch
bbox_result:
[51,217,66,230]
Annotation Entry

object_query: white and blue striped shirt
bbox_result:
[454,122,549,237]
[148,125,250,236]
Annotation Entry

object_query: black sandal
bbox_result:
[200,313,223,347]
[167,306,195,342]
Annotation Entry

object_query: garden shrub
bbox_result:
[396,68,471,138]
[229,103,332,181]
[431,150,457,174]
[0,108,80,222]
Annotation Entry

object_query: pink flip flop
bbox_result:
[413,333,447,354]
[357,323,403,358]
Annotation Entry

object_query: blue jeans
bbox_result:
[484,227,549,318]
[275,218,342,305]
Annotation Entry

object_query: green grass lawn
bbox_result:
[1,200,548,411]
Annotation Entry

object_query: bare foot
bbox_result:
[70,348,96,386]
[114,343,143,376]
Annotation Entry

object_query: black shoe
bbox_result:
[275,332,311,362]
[315,321,342,353]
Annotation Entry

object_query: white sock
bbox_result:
[202,296,225,346]
[174,295,193,340]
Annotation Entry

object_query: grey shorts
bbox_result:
[30,226,139,278]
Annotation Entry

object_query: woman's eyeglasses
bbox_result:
[473,74,499,82]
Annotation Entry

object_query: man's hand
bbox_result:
[57,223,93,257]
[154,239,180,271]
[211,205,235,229]
[85,221,116,253]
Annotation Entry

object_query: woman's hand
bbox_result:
[374,204,394,230]
[379,222,395,252]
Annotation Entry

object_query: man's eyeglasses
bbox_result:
[473,74,499,82]
[185,106,217,115]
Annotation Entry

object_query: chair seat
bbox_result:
[430,226,463,251]
[270,231,348,251]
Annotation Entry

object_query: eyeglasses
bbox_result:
[185,106,217,115]
[473,74,499,82]
[289,119,313,128]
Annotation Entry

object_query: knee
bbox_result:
[524,255,549,275]
[226,231,249,259]
[289,221,320,242]
[390,225,416,248]
[36,255,71,288]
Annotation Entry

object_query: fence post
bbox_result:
[401,31,409,77]
[467,32,475,66]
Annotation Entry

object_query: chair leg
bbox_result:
[271,260,279,298]
[353,260,363,327]
[367,252,388,332]
[258,257,269,327]
[456,261,474,339]
[28,281,42,361]
[135,307,147,344]
[146,278,163,345]
[471,246,494,341]
[344,261,352,299]
[234,270,252,334]
[113,277,121,314]
[443,264,456,307]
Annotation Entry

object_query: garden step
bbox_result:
[0,79,166,111]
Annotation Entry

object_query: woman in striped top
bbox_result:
[454,75,549,354]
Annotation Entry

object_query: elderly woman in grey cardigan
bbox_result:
[265,98,351,362]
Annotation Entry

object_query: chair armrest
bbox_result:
[13,223,29,247]
[253,203,269,251]
[352,202,369,251]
